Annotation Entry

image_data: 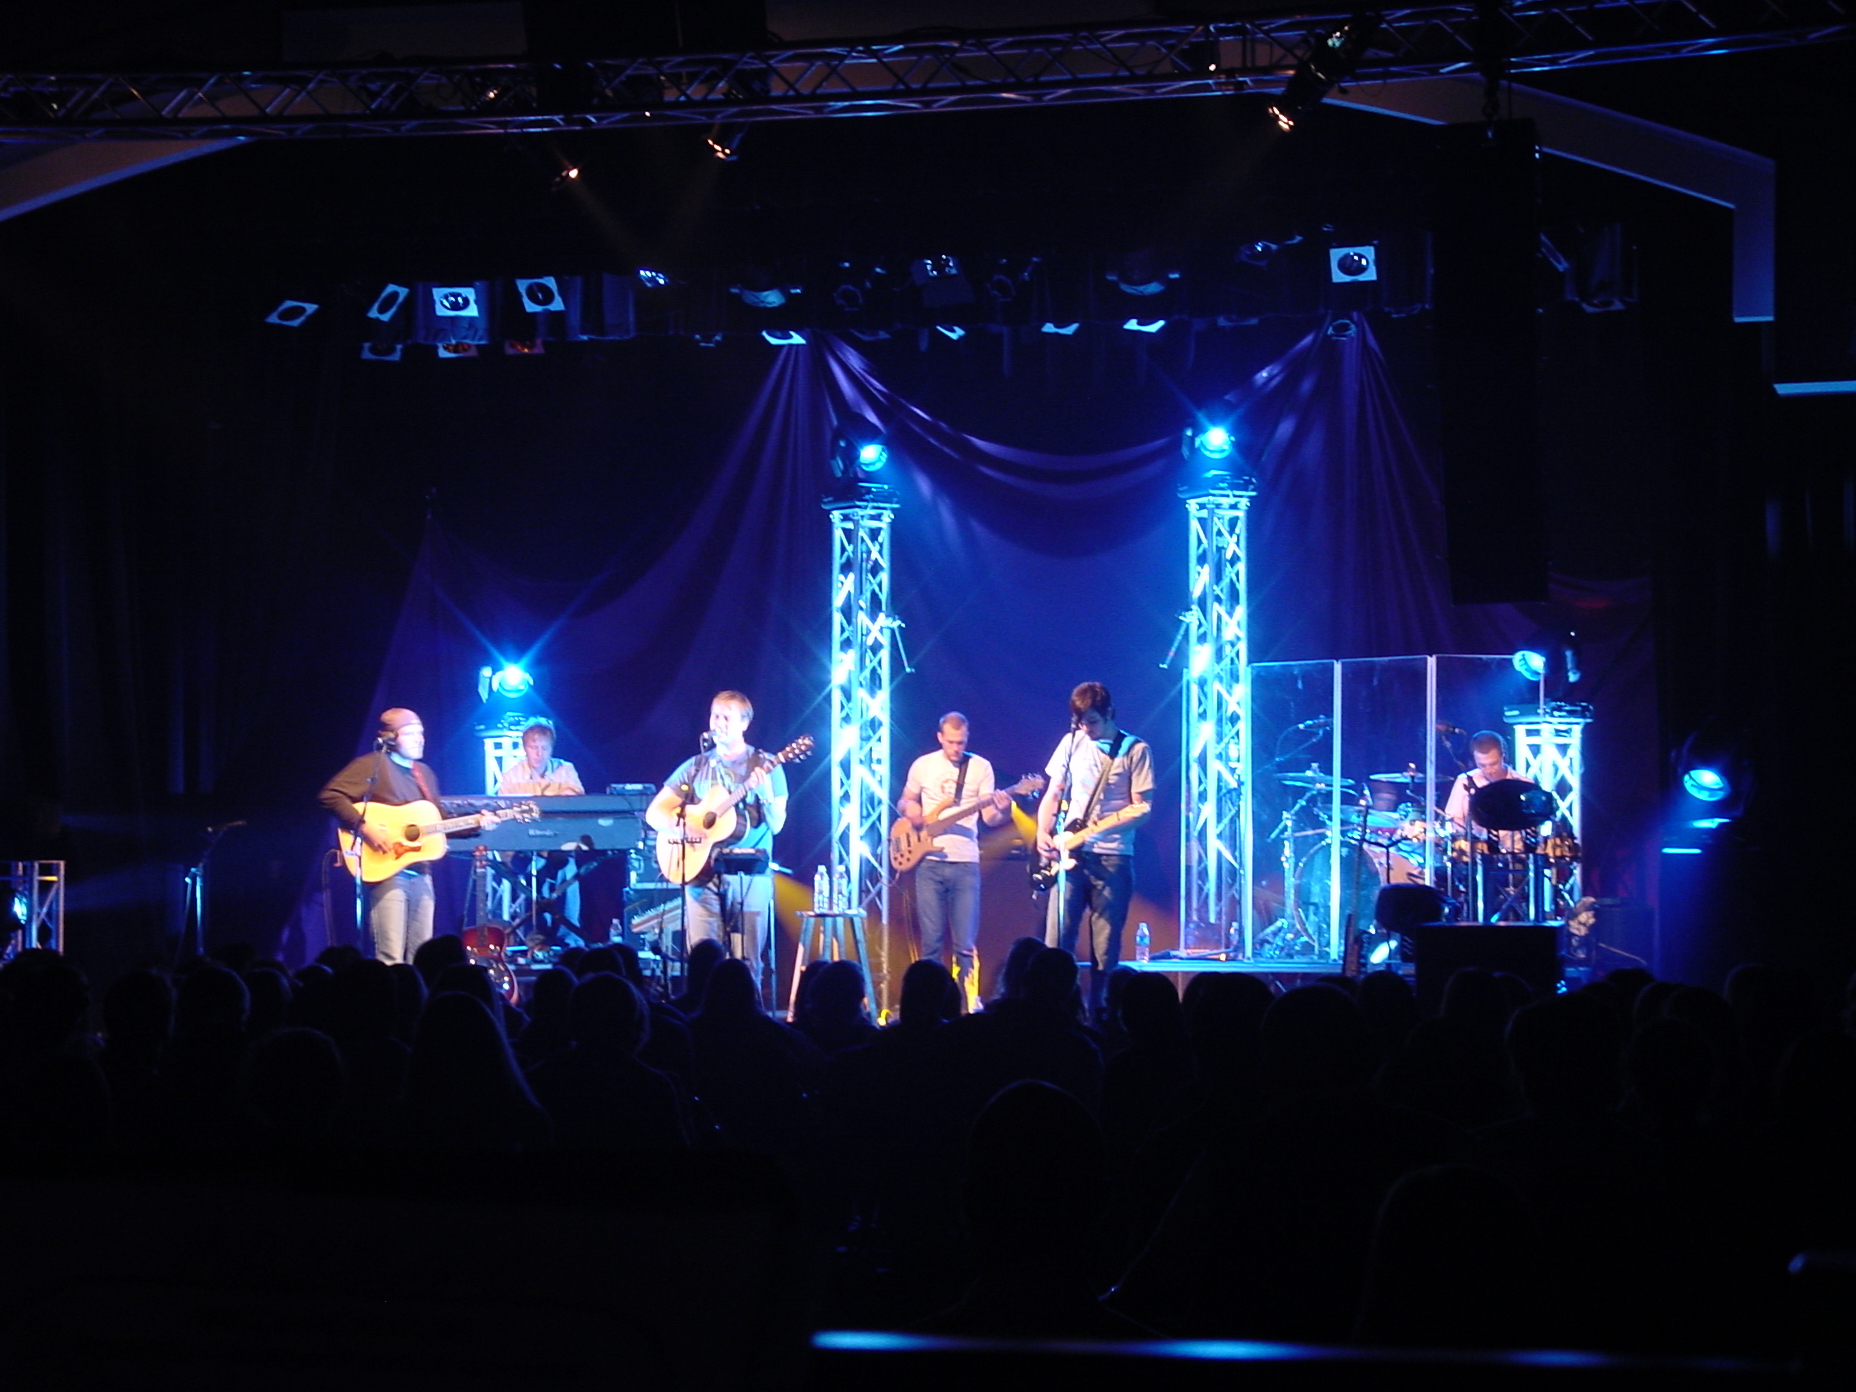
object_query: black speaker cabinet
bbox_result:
[1411,923,1561,1012]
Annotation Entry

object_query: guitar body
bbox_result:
[345,799,538,882]
[653,735,815,884]
[1031,802,1152,892]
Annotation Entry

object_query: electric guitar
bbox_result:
[889,772,1047,871]
[344,800,539,882]
[1030,801,1152,891]
[654,736,815,884]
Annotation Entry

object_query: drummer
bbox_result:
[1444,731,1534,841]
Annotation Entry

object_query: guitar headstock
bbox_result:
[773,735,816,766]
[1012,772,1049,797]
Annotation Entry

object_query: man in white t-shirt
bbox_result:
[898,713,1012,995]
[1036,682,1153,1017]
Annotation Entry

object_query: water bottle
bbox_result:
[812,865,829,911]
[1134,921,1151,964]
[832,864,850,913]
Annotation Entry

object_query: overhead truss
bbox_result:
[0,2,1848,140]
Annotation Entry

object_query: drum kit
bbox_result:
[1258,763,1580,958]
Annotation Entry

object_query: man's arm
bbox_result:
[762,763,789,836]
[977,757,1011,827]
[898,757,927,829]
[646,760,696,834]
[319,757,390,853]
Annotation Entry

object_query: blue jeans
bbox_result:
[916,858,981,986]
[684,870,773,991]
[1044,851,1130,1010]
[370,868,435,966]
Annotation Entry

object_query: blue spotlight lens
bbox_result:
[1682,768,1730,802]
[1367,938,1393,966]
[1196,426,1233,460]
[10,892,27,925]
[855,442,888,469]
[491,665,533,698]
[1513,649,1547,681]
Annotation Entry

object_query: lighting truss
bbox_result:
[0,2,1847,139]
[1179,474,1259,958]
[1508,701,1592,917]
[825,494,897,1006]
[4,860,65,958]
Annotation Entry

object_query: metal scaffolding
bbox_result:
[4,861,66,958]
[824,490,897,1001]
[1509,700,1592,917]
[1,3,1846,139]
[1179,473,1259,958]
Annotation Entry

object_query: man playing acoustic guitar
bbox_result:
[646,691,789,996]
[897,712,1014,1001]
[320,707,503,966]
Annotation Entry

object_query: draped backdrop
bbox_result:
[286,323,1656,966]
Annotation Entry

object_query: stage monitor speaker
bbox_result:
[1411,923,1560,1012]
[1430,119,1549,606]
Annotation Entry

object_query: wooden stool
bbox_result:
[790,909,875,1018]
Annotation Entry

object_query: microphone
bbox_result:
[1291,716,1332,730]
[1437,722,1468,735]
[699,732,716,753]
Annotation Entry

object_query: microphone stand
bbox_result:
[347,739,390,957]
[177,820,243,966]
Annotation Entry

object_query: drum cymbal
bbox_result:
[1367,770,1432,785]
[1469,778,1557,831]
[1277,772,1356,789]
[1331,806,1405,830]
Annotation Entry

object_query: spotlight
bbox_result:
[1107,250,1179,297]
[705,122,748,161]
[732,269,797,309]
[265,299,318,326]
[761,329,808,345]
[366,284,409,321]
[1682,768,1730,803]
[1040,322,1081,335]
[1674,723,1751,817]
[490,665,533,698]
[910,255,974,308]
[360,343,403,361]
[1512,648,1548,682]
[1329,245,1377,282]
[516,276,563,312]
[1267,13,1381,132]
[694,333,724,348]
[503,339,545,355]
[436,341,479,359]
[934,325,966,340]
[550,165,580,191]
[1193,425,1235,460]
[1238,240,1279,267]
[1513,629,1581,687]
[636,269,670,287]
[831,418,888,479]
[1325,318,1357,340]
[1122,318,1167,333]
[433,286,480,317]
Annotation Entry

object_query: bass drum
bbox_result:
[1295,839,1395,943]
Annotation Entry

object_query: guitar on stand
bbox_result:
[889,773,1046,871]
[462,845,520,1004]
[654,736,815,884]
[343,800,539,881]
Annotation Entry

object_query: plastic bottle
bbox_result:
[832,864,851,914]
[1134,921,1151,964]
[812,865,829,911]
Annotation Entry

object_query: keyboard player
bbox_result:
[496,720,586,946]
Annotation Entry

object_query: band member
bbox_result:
[1444,730,1534,831]
[496,719,586,946]
[1036,682,1153,1017]
[495,720,585,797]
[645,691,788,994]
[320,707,495,966]
[898,713,1013,995]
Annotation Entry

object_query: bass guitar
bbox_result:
[654,736,815,884]
[344,800,539,882]
[1030,801,1152,892]
[889,772,1046,872]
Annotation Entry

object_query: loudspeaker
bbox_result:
[1430,119,1549,605]
[1411,923,1560,1011]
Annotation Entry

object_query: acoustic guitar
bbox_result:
[654,736,815,884]
[1030,801,1152,891]
[888,772,1046,871]
[343,799,538,882]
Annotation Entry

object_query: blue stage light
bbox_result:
[1195,426,1234,460]
[1367,938,1394,966]
[490,665,533,698]
[856,442,888,469]
[1682,767,1730,802]
[1513,648,1548,681]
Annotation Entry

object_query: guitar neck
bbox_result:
[1060,801,1149,849]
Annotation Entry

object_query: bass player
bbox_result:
[897,712,1014,999]
[645,690,789,994]
[1035,682,1153,1019]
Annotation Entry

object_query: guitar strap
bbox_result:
[1073,732,1130,830]
[410,761,439,806]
